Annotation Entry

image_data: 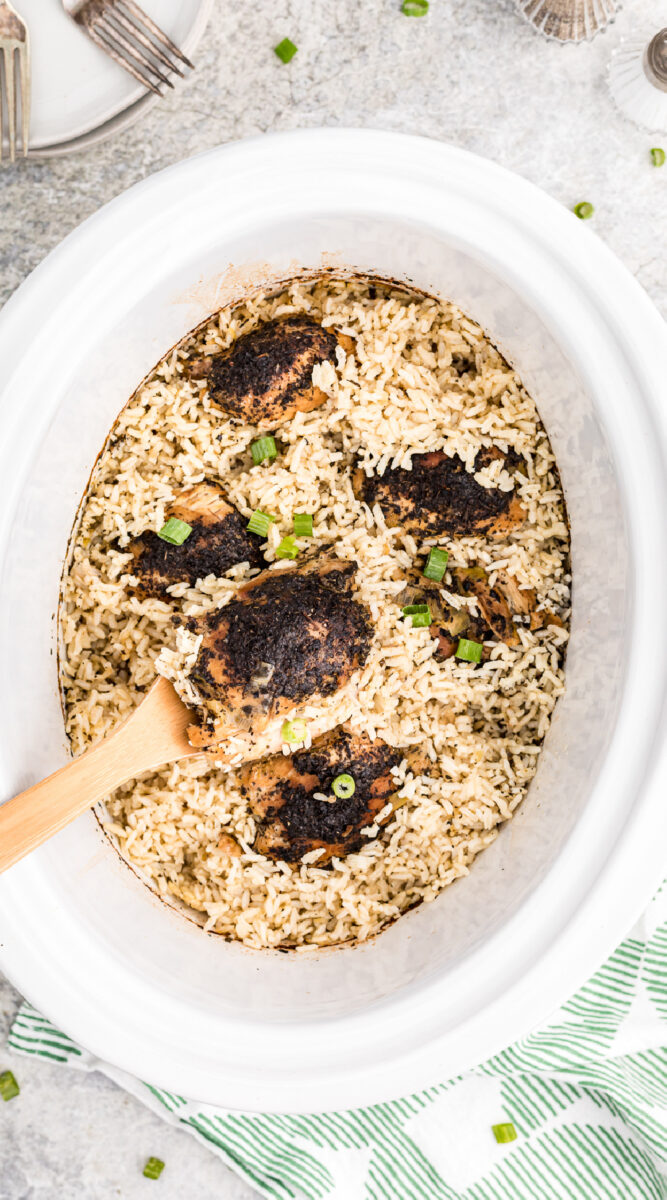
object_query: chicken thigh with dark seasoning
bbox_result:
[187,550,373,749]
[353,448,524,539]
[127,481,265,599]
[191,315,353,428]
[240,725,421,865]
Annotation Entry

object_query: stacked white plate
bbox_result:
[10,0,213,157]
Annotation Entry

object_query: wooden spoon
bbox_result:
[0,676,200,873]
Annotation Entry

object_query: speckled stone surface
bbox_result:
[0,1,665,1196]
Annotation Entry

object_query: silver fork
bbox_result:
[62,0,193,96]
[0,0,30,163]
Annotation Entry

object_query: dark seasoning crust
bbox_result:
[354,448,524,539]
[241,728,403,864]
[194,558,373,708]
[125,481,269,599]
[130,514,265,599]
[207,314,339,424]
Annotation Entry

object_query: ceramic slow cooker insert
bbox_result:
[0,131,665,1112]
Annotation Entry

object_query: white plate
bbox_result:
[13,0,213,155]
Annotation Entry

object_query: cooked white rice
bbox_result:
[59,277,571,950]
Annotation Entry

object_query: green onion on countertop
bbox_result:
[293,513,314,537]
[0,1070,19,1101]
[157,518,192,545]
[650,147,665,167]
[251,436,277,465]
[247,510,276,537]
[456,638,483,663]
[401,0,429,14]
[332,773,355,799]
[275,535,299,560]
[143,1157,165,1180]
[492,1123,517,1144]
[274,38,298,63]
[423,547,449,581]
[281,719,308,744]
[573,201,594,220]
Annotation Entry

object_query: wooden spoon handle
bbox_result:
[0,676,195,874]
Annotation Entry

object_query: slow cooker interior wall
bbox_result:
[0,212,629,1020]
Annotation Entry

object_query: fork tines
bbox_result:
[0,39,30,161]
[78,0,193,96]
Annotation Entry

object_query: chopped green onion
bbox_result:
[492,1123,517,1144]
[0,1070,19,1102]
[251,436,277,465]
[573,201,594,220]
[274,37,297,62]
[143,1157,165,1180]
[157,518,192,545]
[247,510,276,537]
[456,637,483,663]
[293,513,314,537]
[650,147,665,167]
[423,547,449,582]
[281,718,308,744]
[401,0,429,13]
[332,773,355,799]
[275,535,299,560]
[402,603,431,628]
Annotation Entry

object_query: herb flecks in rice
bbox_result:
[60,279,571,950]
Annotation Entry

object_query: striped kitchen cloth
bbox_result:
[7,884,667,1200]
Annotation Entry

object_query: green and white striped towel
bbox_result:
[8,884,667,1200]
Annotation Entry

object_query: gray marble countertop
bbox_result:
[0,1,665,1196]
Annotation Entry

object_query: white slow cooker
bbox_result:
[0,130,665,1113]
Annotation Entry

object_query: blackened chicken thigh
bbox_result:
[191,315,353,428]
[187,550,373,749]
[240,725,416,865]
[353,448,524,539]
[127,481,264,599]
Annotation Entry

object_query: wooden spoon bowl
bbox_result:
[0,676,199,873]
